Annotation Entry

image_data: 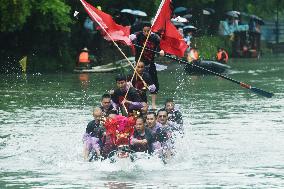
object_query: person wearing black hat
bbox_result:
[111,74,143,116]
[129,23,165,110]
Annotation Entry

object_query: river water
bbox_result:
[0,55,284,188]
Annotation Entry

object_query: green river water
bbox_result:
[0,55,283,188]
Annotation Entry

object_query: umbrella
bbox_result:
[251,15,265,25]
[172,21,185,27]
[121,9,147,17]
[226,11,240,18]
[202,9,211,15]
[132,10,147,17]
[183,25,197,32]
[240,12,249,17]
[174,7,188,15]
[204,8,215,14]
[183,14,192,19]
[171,16,188,23]
[121,9,133,14]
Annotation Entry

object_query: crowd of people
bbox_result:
[82,76,184,162]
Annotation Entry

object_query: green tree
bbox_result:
[0,0,72,32]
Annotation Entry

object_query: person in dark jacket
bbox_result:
[131,117,154,154]
[130,23,165,109]
[130,61,156,103]
[111,74,143,116]
[100,93,118,117]
[82,107,104,161]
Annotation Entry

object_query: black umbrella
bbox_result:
[174,7,188,15]
[251,15,265,25]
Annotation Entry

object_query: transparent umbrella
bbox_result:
[132,10,147,17]
[183,25,197,32]
[226,11,240,18]
[121,9,147,17]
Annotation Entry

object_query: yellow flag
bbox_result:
[19,56,27,73]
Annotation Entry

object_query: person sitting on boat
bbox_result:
[130,22,165,110]
[130,61,156,103]
[163,98,183,126]
[154,109,179,159]
[156,109,179,135]
[216,47,229,64]
[145,111,164,153]
[111,74,143,116]
[130,116,154,154]
[100,93,118,117]
[146,111,162,135]
[82,107,104,161]
[78,47,92,69]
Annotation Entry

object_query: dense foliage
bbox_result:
[0,0,283,73]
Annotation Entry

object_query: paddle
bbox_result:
[134,44,274,98]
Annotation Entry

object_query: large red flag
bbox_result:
[152,0,188,57]
[80,0,132,46]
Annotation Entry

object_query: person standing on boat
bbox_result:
[82,107,104,161]
[111,74,143,116]
[100,93,118,117]
[130,23,165,110]
[130,117,154,154]
[78,47,91,69]
[130,61,156,103]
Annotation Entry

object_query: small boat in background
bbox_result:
[184,60,230,74]
[74,57,135,73]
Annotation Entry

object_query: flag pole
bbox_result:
[125,0,166,100]
[80,0,151,114]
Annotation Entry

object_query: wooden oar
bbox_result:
[134,44,274,98]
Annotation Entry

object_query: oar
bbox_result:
[134,44,274,98]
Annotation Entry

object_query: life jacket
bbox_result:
[79,52,90,64]
[216,50,228,64]
[187,48,199,62]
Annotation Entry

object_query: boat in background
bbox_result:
[184,60,230,74]
[74,57,135,73]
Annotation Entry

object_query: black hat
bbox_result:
[115,74,127,81]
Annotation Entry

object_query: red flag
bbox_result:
[80,0,132,46]
[152,0,188,57]
[160,21,188,57]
